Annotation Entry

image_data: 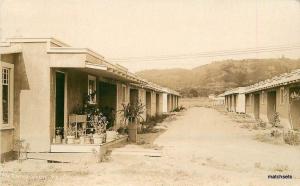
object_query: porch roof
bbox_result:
[0,37,181,96]
[224,87,246,96]
[244,69,300,94]
[0,44,22,54]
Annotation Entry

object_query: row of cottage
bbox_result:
[223,70,300,130]
[0,38,180,162]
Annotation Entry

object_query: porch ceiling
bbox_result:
[66,66,146,84]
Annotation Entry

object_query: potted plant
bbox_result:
[66,126,76,144]
[89,110,108,144]
[55,127,63,144]
[78,128,85,144]
[119,100,145,142]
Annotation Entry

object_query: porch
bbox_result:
[27,135,128,163]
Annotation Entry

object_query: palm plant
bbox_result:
[120,100,145,125]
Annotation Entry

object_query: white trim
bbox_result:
[0,45,22,54]
[85,62,107,71]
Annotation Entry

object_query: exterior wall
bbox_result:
[157,93,163,115]
[17,43,52,152]
[167,94,171,112]
[0,54,17,161]
[236,94,245,113]
[150,91,156,116]
[245,94,254,117]
[138,88,146,121]
[259,91,268,122]
[116,83,129,129]
[172,95,176,109]
[246,86,291,129]
[289,84,300,129]
[162,93,168,113]
[0,128,15,162]
[275,87,290,129]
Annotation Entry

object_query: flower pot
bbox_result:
[106,131,117,142]
[93,134,103,144]
[67,136,75,144]
[80,136,85,144]
[55,135,62,144]
[128,122,137,143]
[84,136,91,144]
[102,133,107,143]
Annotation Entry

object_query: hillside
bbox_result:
[136,58,300,97]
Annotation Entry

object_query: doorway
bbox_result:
[254,94,260,119]
[267,91,276,122]
[146,91,151,119]
[55,72,65,130]
[99,82,117,129]
[156,93,160,115]
[290,87,300,129]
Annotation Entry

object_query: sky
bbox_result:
[0,0,300,72]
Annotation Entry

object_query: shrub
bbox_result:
[257,119,267,128]
[270,129,282,138]
[283,130,300,145]
[270,112,280,127]
[172,105,186,112]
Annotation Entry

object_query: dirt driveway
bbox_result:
[1,107,300,186]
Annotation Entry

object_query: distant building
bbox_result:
[244,70,300,129]
[212,94,225,106]
[224,87,246,113]
[208,94,216,100]
[223,70,300,130]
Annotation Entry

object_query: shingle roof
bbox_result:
[245,69,300,93]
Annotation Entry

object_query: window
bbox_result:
[2,68,9,124]
[122,85,126,103]
[88,75,97,104]
[1,62,14,126]
[280,87,285,105]
[261,91,265,104]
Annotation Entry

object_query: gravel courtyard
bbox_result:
[1,107,300,186]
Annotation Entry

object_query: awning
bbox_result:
[0,44,22,54]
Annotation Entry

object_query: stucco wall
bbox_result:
[0,54,18,159]
[245,94,254,118]
[16,43,52,152]
[0,129,14,155]
[138,88,146,121]
[157,93,163,115]
[259,91,268,122]
[246,87,291,129]
[236,94,245,113]
[150,91,157,116]
[275,87,290,128]
[115,83,129,129]
[162,93,168,113]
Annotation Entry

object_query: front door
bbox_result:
[55,72,65,130]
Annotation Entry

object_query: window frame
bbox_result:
[1,62,14,128]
